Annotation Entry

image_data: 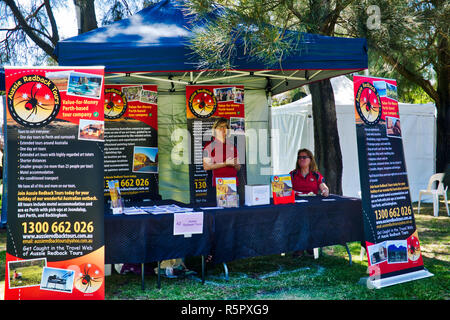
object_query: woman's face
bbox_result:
[215,123,228,141]
[297,152,311,170]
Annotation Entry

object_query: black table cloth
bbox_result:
[104,200,214,264]
[104,195,364,265]
[200,195,364,263]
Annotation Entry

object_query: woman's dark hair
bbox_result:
[295,148,318,172]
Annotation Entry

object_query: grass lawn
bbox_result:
[0,199,449,300]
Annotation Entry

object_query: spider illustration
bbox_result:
[194,94,214,114]
[361,89,379,113]
[75,263,102,293]
[104,90,127,119]
[356,85,381,124]
[105,99,123,115]
[15,82,54,120]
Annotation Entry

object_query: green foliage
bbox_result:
[343,0,447,104]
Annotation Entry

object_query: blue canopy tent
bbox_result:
[50,0,367,203]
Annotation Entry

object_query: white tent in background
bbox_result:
[271,76,436,202]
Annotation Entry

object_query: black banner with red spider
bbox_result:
[353,75,432,288]
[103,84,158,205]
[186,85,246,205]
[4,67,105,300]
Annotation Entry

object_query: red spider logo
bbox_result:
[76,263,102,293]
[16,82,53,120]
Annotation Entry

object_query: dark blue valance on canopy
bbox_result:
[54,0,367,74]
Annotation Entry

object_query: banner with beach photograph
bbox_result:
[103,84,158,204]
[353,75,431,287]
[186,85,246,204]
[4,67,105,300]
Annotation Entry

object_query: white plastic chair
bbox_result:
[418,173,449,217]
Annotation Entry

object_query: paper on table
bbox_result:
[321,198,336,201]
[200,206,224,210]
[140,204,194,213]
[123,207,148,215]
[295,199,309,203]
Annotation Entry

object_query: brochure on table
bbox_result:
[271,174,295,204]
[216,177,239,208]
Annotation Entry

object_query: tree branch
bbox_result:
[4,0,57,59]
[44,0,59,45]
[376,46,439,103]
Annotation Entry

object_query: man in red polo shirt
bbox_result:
[203,118,241,187]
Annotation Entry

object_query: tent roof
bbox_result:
[54,0,367,95]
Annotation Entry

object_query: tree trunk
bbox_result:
[435,34,450,172]
[309,79,343,195]
[73,0,98,34]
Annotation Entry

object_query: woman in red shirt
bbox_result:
[290,148,329,196]
[290,148,329,258]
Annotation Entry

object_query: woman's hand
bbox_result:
[320,183,329,197]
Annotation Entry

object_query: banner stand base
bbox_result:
[363,269,434,289]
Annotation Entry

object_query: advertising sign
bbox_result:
[104,84,158,204]
[186,85,246,204]
[353,75,433,288]
[4,67,105,300]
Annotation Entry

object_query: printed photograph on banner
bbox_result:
[367,242,387,265]
[234,88,244,103]
[386,82,398,101]
[230,117,245,135]
[45,70,74,91]
[8,258,46,289]
[386,116,402,138]
[40,267,75,293]
[373,80,387,97]
[214,87,235,102]
[140,89,158,104]
[132,146,158,173]
[78,119,105,141]
[121,85,142,102]
[387,240,408,264]
[66,72,103,99]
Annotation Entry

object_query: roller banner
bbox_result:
[103,84,158,204]
[353,75,433,288]
[4,67,105,300]
[186,85,246,204]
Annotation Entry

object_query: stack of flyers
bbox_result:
[157,204,194,213]
[123,207,148,215]
[216,177,239,208]
[140,205,195,215]
[140,206,170,215]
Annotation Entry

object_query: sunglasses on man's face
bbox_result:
[298,155,310,160]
